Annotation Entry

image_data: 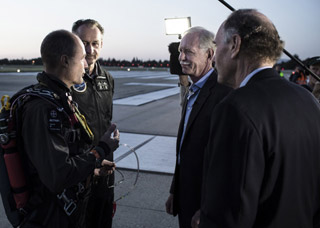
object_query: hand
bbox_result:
[94,159,116,176]
[100,123,120,152]
[191,209,200,228]
[165,194,174,215]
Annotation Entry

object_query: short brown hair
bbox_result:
[72,19,104,35]
[40,30,77,69]
[223,9,284,63]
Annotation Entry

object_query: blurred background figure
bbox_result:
[289,65,307,85]
[306,56,320,100]
[273,64,284,77]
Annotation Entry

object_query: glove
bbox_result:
[94,160,116,176]
[98,123,120,156]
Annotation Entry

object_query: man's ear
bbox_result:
[101,39,103,48]
[207,48,214,61]
[230,34,241,59]
[60,55,69,68]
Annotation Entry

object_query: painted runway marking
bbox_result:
[115,132,176,174]
[114,87,180,106]
[124,82,177,87]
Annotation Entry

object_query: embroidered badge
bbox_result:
[73,81,87,93]
[96,80,109,91]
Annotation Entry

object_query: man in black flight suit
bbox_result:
[71,19,116,228]
[19,30,119,227]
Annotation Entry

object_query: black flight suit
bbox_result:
[20,72,97,227]
[71,61,115,228]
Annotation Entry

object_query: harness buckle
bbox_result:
[64,200,77,216]
[57,190,77,216]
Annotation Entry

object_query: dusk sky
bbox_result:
[1,0,319,61]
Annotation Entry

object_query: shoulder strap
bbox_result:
[11,85,68,118]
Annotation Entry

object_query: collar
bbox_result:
[240,66,272,87]
[192,68,214,90]
[87,61,102,79]
[37,71,70,93]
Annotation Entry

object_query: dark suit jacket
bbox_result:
[170,70,232,226]
[200,68,320,228]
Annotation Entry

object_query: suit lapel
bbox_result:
[184,72,217,136]
[177,92,188,152]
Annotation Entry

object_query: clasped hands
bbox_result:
[94,159,116,176]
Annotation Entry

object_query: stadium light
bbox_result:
[164,17,191,39]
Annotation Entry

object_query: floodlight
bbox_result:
[164,17,191,38]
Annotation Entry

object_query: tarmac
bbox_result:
[0,69,181,227]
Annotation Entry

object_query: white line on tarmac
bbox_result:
[115,132,176,174]
[113,87,180,106]
[124,82,177,87]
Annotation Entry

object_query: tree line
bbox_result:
[0,57,170,68]
[0,55,315,70]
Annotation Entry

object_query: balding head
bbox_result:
[40,30,79,70]
[40,30,87,88]
[223,9,284,64]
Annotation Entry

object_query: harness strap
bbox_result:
[73,106,94,141]
[1,95,10,111]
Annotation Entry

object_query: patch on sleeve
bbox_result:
[48,109,62,132]
[72,81,87,93]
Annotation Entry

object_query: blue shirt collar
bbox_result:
[239,66,272,87]
[191,68,214,90]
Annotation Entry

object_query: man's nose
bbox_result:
[85,44,94,54]
[179,52,184,62]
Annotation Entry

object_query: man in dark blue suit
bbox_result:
[200,9,320,228]
[165,26,232,228]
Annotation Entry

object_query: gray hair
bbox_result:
[182,26,215,51]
